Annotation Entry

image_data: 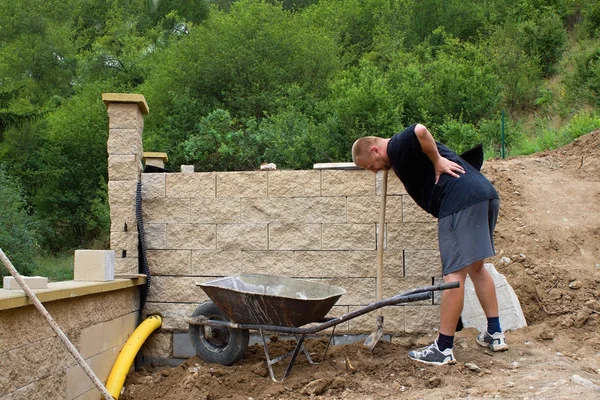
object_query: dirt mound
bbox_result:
[122,131,600,400]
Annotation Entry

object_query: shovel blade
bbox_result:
[364,315,384,351]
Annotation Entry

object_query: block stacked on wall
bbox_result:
[140,168,443,355]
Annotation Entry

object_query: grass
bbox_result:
[30,253,74,283]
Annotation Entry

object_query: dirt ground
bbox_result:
[122,131,600,399]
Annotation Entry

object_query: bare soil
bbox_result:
[122,131,600,399]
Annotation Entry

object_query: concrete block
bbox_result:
[404,305,440,333]
[173,332,195,358]
[142,197,191,223]
[79,323,104,358]
[108,180,137,205]
[73,250,115,282]
[461,263,527,333]
[404,250,441,277]
[3,276,48,290]
[167,223,217,250]
[146,276,209,303]
[268,223,321,250]
[107,128,142,155]
[66,361,95,400]
[143,303,195,331]
[103,317,124,352]
[348,305,404,334]
[325,277,376,305]
[109,202,137,232]
[377,170,407,196]
[322,224,375,250]
[402,196,436,222]
[166,172,215,198]
[267,170,321,197]
[293,250,402,278]
[141,331,172,359]
[122,312,139,340]
[147,250,192,275]
[192,250,241,276]
[191,198,241,223]
[108,154,142,181]
[216,224,267,250]
[383,277,432,305]
[347,195,403,223]
[241,197,346,223]
[241,250,295,276]
[110,231,139,258]
[141,173,166,200]
[143,152,167,169]
[181,165,195,173]
[114,257,138,275]
[217,171,267,197]
[321,170,375,196]
[145,223,166,249]
[387,222,438,250]
[107,102,144,132]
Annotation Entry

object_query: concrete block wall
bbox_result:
[0,288,139,399]
[139,169,443,349]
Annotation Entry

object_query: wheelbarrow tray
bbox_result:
[198,274,346,327]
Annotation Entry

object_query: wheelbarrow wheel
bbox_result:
[189,301,249,366]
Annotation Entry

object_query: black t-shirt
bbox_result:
[387,124,499,219]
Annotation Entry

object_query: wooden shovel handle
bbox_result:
[377,170,388,301]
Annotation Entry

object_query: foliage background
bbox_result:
[1,0,599,276]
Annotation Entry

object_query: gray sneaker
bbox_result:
[477,331,508,352]
[408,340,456,366]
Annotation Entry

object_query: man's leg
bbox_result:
[439,269,468,336]
[466,260,508,351]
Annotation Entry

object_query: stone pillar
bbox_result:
[103,93,149,274]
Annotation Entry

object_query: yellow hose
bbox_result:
[105,315,162,399]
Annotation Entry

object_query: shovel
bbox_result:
[364,169,388,351]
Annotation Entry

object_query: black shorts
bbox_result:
[438,199,499,276]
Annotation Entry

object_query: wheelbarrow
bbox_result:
[186,273,459,382]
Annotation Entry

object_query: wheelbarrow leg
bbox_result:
[260,329,307,382]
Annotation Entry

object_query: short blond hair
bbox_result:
[352,136,383,164]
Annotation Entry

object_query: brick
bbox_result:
[141,331,172,359]
[321,170,375,196]
[107,128,142,156]
[103,317,124,351]
[387,222,438,250]
[73,250,115,282]
[217,224,267,250]
[147,250,192,275]
[107,102,144,132]
[114,257,138,275]
[167,223,217,250]
[146,276,209,303]
[346,195,403,223]
[268,223,321,250]
[241,251,295,276]
[142,198,191,223]
[143,302,197,331]
[267,170,321,197]
[79,323,104,358]
[404,305,440,333]
[192,250,241,276]
[122,312,139,340]
[108,154,142,181]
[141,173,165,199]
[166,172,215,198]
[109,202,137,232]
[322,224,375,250]
[217,171,267,197]
[2,276,48,290]
[348,305,404,334]
[145,223,166,249]
[402,196,436,222]
[108,180,137,205]
[110,231,139,258]
[404,250,441,277]
[241,197,346,223]
[191,198,241,223]
[376,170,407,196]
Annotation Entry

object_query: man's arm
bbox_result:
[414,124,465,184]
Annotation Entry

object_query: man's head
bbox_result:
[352,136,391,173]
